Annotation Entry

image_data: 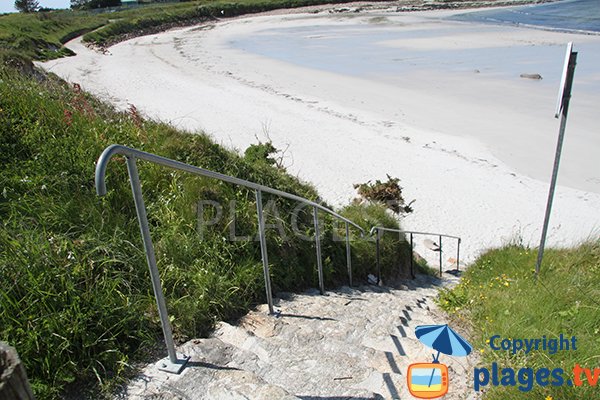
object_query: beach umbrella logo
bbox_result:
[406,324,472,399]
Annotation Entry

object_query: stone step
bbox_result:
[214,320,386,398]
[209,287,437,399]
[117,275,480,400]
[118,337,300,400]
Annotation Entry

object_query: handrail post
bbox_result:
[313,206,325,294]
[456,238,461,271]
[410,233,415,279]
[255,190,274,314]
[345,222,352,287]
[125,156,189,374]
[376,228,381,284]
[438,235,443,277]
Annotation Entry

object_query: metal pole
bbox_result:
[345,222,352,287]
[313,206,325,294]
[456,238,461,272]
[255,189,274,314]
[376,228,381,283]
[410,233,414,279]
[439,235,443,277]
[536,50,578,276]
[125,156,188,373]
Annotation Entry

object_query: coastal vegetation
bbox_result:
[0,0,379,62]
[438,242,600,399]
[0,28,413,400]
[0,0,524,63]
[1,0,592,399]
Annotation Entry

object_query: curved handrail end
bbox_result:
[95,144,131,196]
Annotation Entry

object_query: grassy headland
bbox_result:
[0,0,382,62]
[438,242,600,399]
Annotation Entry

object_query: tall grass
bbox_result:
[0,10,108,60]
[0,66,412,398]
[438,242,600,399]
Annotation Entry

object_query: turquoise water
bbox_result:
[229,22,595,85]
[225,2,600,194]
[229,1,600,81]
[230,1,600,78]
[230,23,423,77]
[451,0,600,34]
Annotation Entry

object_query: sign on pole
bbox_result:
[535,42,578,276]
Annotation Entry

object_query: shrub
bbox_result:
[354,174,414,215]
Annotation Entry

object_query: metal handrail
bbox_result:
[370,226,461,278]
[95,144,365,373]
[369,226,460,240]
[95,144,463,375]
[96,145,365,233]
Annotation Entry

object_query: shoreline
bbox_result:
[40,5,600,266]
[85,0,559,51]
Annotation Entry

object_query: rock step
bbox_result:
[213,321,388,398]
[118,338,300,400]
[117,277,478,399]
[207,285,440,399]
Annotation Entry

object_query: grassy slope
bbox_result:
[0,10,107,60]
[0,64,411,398]
[0,0,381,62]
[438,243,600,399]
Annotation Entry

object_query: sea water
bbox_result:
[229,0,600,81]
[226,2,600,193]
[451,0,600,34]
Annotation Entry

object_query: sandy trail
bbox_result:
[40,7,600,266]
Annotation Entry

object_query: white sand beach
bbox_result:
[40,6,600,266]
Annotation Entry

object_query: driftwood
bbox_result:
[0,342,35,400]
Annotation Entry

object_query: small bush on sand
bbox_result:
[354,174,414,215]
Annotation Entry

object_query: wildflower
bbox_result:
[63,109,73,126]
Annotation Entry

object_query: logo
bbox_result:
[474,334,599,392]
[407,324,473,399]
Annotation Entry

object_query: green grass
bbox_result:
[0,0,381,62]
[0,65,412,398]
[438,242,600,399]
[0,1,425,397]
[0,10,108,60]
